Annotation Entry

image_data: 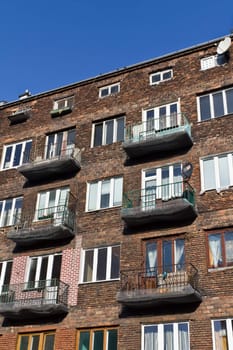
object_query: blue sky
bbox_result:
[1,0,233,103]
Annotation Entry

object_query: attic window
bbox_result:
[51,96,74,117]
[200,54,228,70]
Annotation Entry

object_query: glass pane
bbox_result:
[146,242,157,275]
[97,248,107,281]
[116,117,125,142]
[107,329,117,350]
[226,88,233,114]
[144,325,158,350]
[51,255,62,281]
[100,88,109,97]
[28,259,37,285]
[106,120,114,145]
[163,70,172,80]
[88,182,98,211]
[93,331,104,350]
[3,261,12,285]
[13,197,23,224]
[146,110,154,131]
[44,334,55,350]
[48,190,56,212]
[100,180,110,208]
[151,73,160,83]
[55,133,63,156]
[200,95,211,121]
[113,177,123,206]
[213,92,224,117]
[163,241,172,272]
[23,141,32,163]
[178,323,189,350]
[19,336,29,350]
[203,158,216,190]
[164,324,174,350]
[13,143,22,166]
[3,146,12,168]
[110,85,119,94]
[111,246,120,279]
[58,188,69,206]
[79,332,90,350]
[38,193,47,212]
[39,256,48,282]
[2,199,13,226]
[83,251,93,282]
[208,234,223,268]
[31,335,40,350]
[47,135,55,159]
[175,239,185,270]
[225,232,233,265]
[162,166,170,200]
[214,320,228,350]
[219,155,230,188]
[94,124,103,146]
[144,179,156,209]
[159,106,167,130]
[67,129,76,145]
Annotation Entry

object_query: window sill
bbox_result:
[79,278,120,285]
[86,205,122,213]
[208,266,233,273]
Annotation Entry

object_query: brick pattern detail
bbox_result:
[10,255,27,284]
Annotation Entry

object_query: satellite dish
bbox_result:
[217,37,231,55]
[182,162,193,181]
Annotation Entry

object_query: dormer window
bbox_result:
[99,83,120,98]
[51,96,74,117]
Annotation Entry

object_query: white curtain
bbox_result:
[164,324,174,350]
[144,326,158,350]
[208,235,222,267]
[178,323,189,350]
[146,243,157,275]
[175,240,185,270]
[88,182,98,211]
[113,177,123,206]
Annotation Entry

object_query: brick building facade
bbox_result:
[0,34,233,349]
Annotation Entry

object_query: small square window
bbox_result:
[99,83,120,98]
[150,69,173,85]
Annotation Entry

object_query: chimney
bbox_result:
[18,89,31,100]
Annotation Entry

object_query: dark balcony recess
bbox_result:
[121,182,197,228]
[123,114,192,158]
[0,279,69,319]
[8,109,31,124]
[7,205,75,247]
[17,147,81,182]
[117,264,202,309]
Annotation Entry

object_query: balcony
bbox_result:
[8,108,31,124]
[121,182,197,228]
[50,106,72,118]
[123,114,193,159]
[18,144,81,182]
[117,264,202,308]
[7,205,75,247]
[0,279,69,319]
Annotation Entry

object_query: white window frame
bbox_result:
[200,152,233,192]
[142,322,190,350]
[99,83,120,98]
[86,176,123,211]
[149,69,173,85]
[212,318,233,350]
[0,260,12,293]
[45,128,76,159]
[53,96,74,110]
[200,55,219,70]
[80,245,120,283]
[197,87,233,121]
[25,253,62,287]
[0,197,23,227]
[35,187,69,220]
[1,139,32,170]
[91,116,125,147]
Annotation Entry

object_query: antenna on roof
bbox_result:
[216,36,231,55]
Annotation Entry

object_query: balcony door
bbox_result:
[0,260,12,295]
[46,129,75,159]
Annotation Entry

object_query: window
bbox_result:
[142,322,189,350]
[92,116,125,147]
[212,319,233,350]
[53,96,74,110]
[87,177,123,211]
[36,187,69,220]
[200,54,228,70]
[46,129,75,159]
[198,87,233,121]
[149,69,173,85]
[81,245,120,283]
[0,197,23,227]
[26,253,62,289]
[208,231,233,268]
[1,140,32,169]
[142,164,182,208]
[99,83,120,98]
[200,152,233,192]
[17,332,55,350]
[77,328,118,350]
[0,260,12,293]
[145,238,185,274]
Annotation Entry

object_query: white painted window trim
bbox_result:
[149,69,173,85]
[142,100,180,125]
[35,187,69,220]
[91,116,125,147]
[0,197,23,227]
[80,245,120,283]
[200,152,233,192]
[53,96,74,110]
[141,322,190,350]
[99,83,120,98]
[86,177,123,212]
[25,253,61,284]
[0,260,12,292]
[1,140,32,170]
[212,319,233,350]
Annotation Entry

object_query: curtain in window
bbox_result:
[144,326,158,350]
[88,183,98,211]
[144,180,156,209]
[214,320,228,350]
[113,177,123,206]
[175,239,185,270]
[208,234,222,267]
[225,232,233,265]
[164,324,174,350]
[178,323,189,350]
[146,243,157,275]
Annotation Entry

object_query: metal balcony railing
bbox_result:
[0,279,69,307]
[13,205,75,231]
[124,113,191,144]
[120,264,199,293]
[122,181,195,211]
